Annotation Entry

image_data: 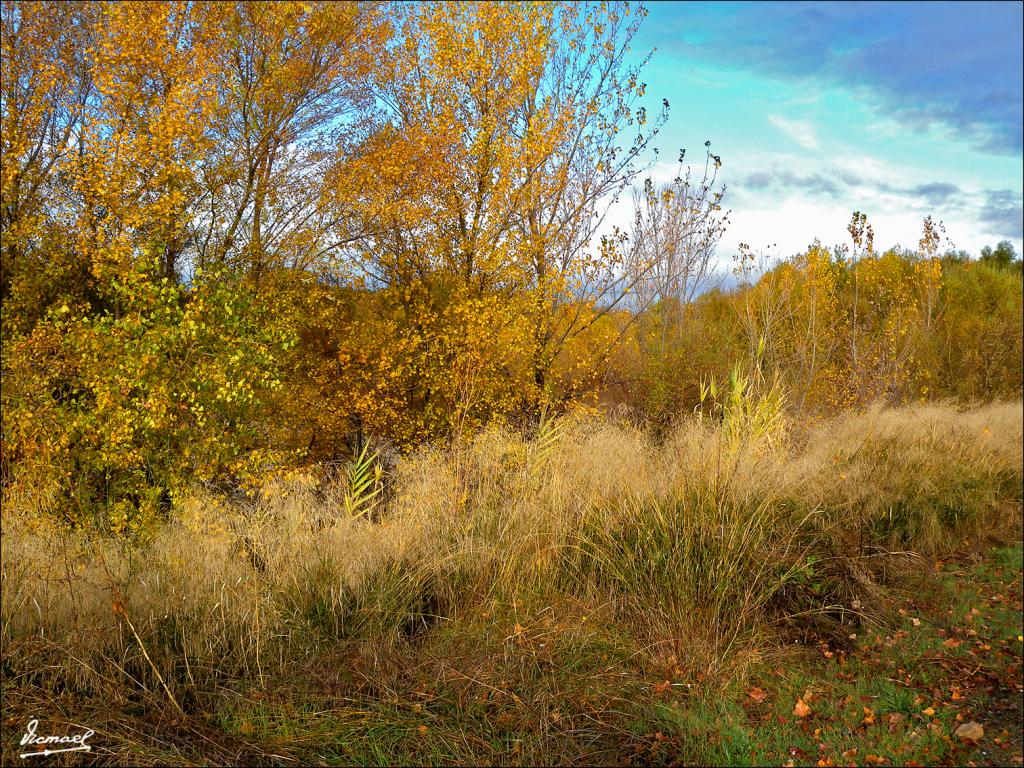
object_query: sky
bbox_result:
[615,0,1024,263]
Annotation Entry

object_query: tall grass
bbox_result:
[2,401,1021,730]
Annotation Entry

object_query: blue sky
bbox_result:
[620,0,1024,260]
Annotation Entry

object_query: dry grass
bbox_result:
[1,400,1021,763]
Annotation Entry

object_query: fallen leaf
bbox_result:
[239,721,254,735]
[866,755,887,766]
[793,697,812,718]
[418,725,429,735]
[943,638,963,649]
[748,686,768,703]
[923,707,936,716]
[954,722,984,743]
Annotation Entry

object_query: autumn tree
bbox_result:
[0,0,96,334]
[311,0,666,443]
[626,146,727,349]
[0,2,310,523]
[512,1,668,398]
[188,1,384,281]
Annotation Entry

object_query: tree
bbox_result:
[512,1,669,398]
[979,240,1020,272]
[322,0,666,432]
[0,2,310,522]
[1,1,97,334]
[626,146,728,353]
[190,2,385,282]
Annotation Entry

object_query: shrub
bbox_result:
[0,265,293,531]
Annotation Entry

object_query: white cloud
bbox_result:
[718,196,1016,259]
[596,144,1023,278]
[768,115,819,150]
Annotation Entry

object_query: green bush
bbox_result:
[1,264,294,531]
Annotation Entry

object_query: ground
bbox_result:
[3,543,1022,767]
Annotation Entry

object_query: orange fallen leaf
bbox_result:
[793,697,812,718]
[943,638,963,649]
[418,724,429,735]
[922,707,936,717]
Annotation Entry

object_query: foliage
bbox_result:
[1,265,292,529]
[612,215,1022,422]
[2,4,1022,526]
[341,442,383,521]
[980,239,1021,273]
